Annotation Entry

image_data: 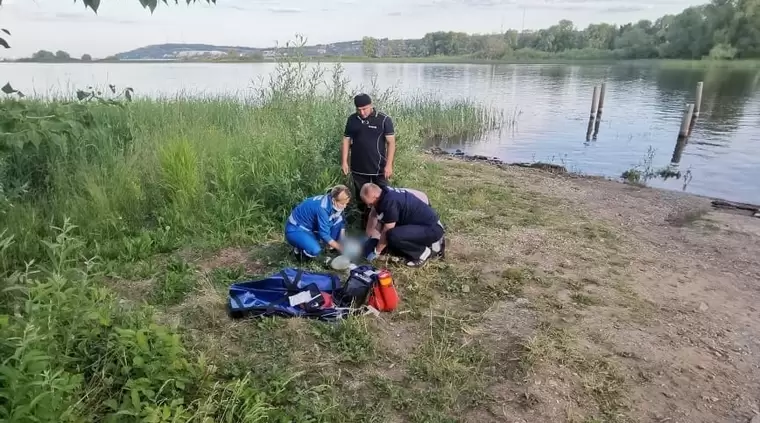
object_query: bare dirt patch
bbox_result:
[194,246,269,275]
[103,277,154,304]
[425,156,760,423]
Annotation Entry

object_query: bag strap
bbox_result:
[229,294,246,312]
[279,269,303,291]
[266,295,295,315]
[268,269,307,314]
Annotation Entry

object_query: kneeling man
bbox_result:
[360,183,444,267]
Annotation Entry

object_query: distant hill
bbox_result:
[113,40,370,61]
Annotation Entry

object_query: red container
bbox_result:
[374,269,399,312]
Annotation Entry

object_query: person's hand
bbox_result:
[384,164,393,179]
[342,162,350,176]
[329,240,343,253]
[366,249,379,261]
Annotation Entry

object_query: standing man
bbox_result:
[341,93,396,227]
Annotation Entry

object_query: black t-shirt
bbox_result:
[343,110,395,175]
[375,186,439,227]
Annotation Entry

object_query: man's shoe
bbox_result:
[431,237,446,259]
[406,247,432,267]
[405,258,428,268]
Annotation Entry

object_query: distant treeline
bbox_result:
[16,0,760,63]
[16,50,93,62]
[361,0,760,60]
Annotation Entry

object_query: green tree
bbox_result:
[31,50,56,61]
[362,36,378,57]
[81,53,93,61]
[661,6,712,58]
[55,50,72,61]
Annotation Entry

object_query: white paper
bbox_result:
[288,291,314,307]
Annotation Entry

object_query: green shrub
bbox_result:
[0,222,271,422]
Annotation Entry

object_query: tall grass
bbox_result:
[0,61,496,271]
[0,60,496,421]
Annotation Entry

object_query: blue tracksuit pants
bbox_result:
[285,221,345,257]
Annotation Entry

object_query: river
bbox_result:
[2,61,759,204]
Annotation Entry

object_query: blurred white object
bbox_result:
[341,236,363,261]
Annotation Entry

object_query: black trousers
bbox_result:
[350,172,387,227]
[386,223,444,261]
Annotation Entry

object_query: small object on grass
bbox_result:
[329,255,352,271]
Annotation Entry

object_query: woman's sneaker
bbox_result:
[292,247,314,263]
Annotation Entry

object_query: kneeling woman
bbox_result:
[285,185,351,261]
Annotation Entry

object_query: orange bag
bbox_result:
[368,269,399,312]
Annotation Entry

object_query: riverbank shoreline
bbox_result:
[427,146,760,215]
[5,57,760,68]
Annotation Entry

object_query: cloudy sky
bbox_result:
[0,0,702,58]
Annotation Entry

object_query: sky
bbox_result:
[0,0,704,58]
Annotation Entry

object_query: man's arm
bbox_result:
[375,222,396,255]
[366,207,381,238]
[383,116,396,178]
[374,201,398,255]
[342,118,352,175]
[341,136,351,175]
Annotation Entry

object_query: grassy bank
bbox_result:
[0,62,499,422]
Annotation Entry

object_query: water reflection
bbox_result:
[654,67,758,139]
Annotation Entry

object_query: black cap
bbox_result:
[353,93,372,108]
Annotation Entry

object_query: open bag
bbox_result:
[227,265,393,322]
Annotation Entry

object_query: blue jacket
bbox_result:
[287,194,344,243]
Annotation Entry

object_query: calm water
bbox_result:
[2,62,759,204]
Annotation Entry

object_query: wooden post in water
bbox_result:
[597,82,607,115]
[670,135,688,164]
[592,114,602,140]
[694,81,704,117]
[586,86,600,141]
[592,82,606,140]
[678,103,695,139]
[589,86,600,119]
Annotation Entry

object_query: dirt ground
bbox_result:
[111,155,760,423]
[433,156,760,423]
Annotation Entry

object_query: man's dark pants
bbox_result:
[350,172,387,227]
[386,223,444,261]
